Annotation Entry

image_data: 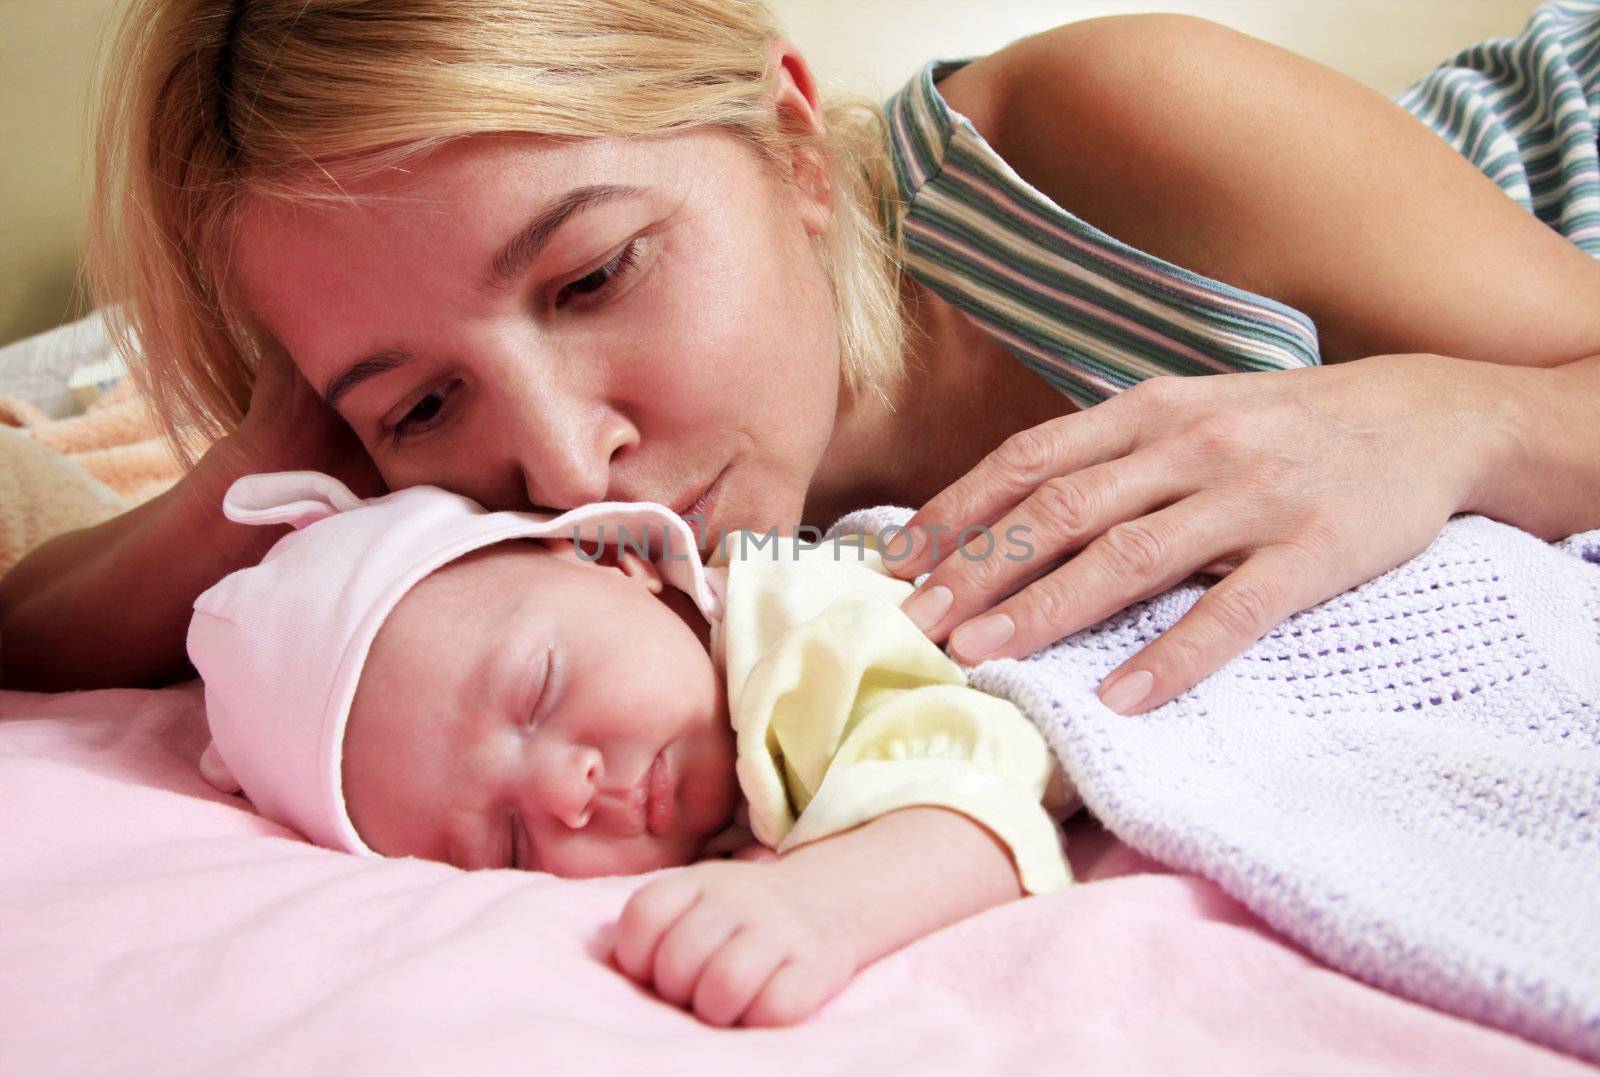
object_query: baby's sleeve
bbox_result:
[732,589,1071,895]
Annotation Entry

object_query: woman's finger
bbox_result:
[899,444,1198,640]
[943,493,1255,664]
[886,402,1144,578]
[1094,544,1326,714]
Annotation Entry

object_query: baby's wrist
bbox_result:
[783,807,1026,964]
[764,854,872,972]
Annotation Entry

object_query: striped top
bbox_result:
[883,60,1321,409]
[1394,0,1600,255]
[884,0,1600,407]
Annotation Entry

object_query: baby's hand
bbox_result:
[612,859,858,1027]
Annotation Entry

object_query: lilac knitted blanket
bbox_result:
[828,510,1600,1062]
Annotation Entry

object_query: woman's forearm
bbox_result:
[0,450,283,692]
[1468,354,1600,541]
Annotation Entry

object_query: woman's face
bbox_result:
[231,125,844,544]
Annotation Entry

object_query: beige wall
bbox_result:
[1,0,124,346]
[0,0,1540,347]
[771,1,1539,102]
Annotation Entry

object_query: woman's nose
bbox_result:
[504,384,638,512]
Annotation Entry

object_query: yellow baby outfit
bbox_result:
[710,533,1072,894]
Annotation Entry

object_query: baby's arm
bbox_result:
[613,804,1021,1027]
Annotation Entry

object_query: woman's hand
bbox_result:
[613,859,858,1027]
[890,353,1521,714]
[200,344,385,500]
[0,349,387,691]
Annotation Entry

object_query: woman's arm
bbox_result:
[1470,354,1600,539]
[0,451,284,691]
[890,14,1600,712]
[613,806,1022,1027]
[947,13,1600,370]
[0,349,382,692]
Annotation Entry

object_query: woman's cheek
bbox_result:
[636,241,770,404]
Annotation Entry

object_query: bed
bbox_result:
[1,682,1589,1076]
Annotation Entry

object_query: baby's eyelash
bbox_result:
[527,644,555,729]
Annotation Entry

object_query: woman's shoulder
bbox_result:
[929,13,1418,339]
[936,12,1310,145]
[934,14,1244,140]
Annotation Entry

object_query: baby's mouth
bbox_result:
[590,749,671,838]
[645,748,674,836]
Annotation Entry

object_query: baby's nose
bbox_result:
[545,744,601,830]
[555,799,594,831]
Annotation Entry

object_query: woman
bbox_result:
[3,0,1598,711]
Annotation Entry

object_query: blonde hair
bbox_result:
[91,0,907,456]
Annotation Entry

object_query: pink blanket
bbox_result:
[0,685,1586,1076]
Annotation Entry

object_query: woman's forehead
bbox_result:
[231,136,630,264]
[226,129,750,366]
[236,128,739,232]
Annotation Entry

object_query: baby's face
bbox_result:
[342,539,738,876]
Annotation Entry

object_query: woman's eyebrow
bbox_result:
[319,184,647,410]
[321,349,410,410]
[482,182,646,292]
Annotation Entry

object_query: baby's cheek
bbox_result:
[338,682,447,863]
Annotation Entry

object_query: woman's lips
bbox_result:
[670,473,712,517]
[686,483,715,518]
[675,469,725,549]
[646,749,674,836]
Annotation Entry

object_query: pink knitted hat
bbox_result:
[186,471,721,856]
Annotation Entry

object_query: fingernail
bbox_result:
[880,525,921,566]
[1099,670,1154,715]
[949,613,1014,662]
[901,584,953,632]
[892,525,930,572]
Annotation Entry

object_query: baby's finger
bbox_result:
[740,960,837,1028]
[650,901,742,1008]
[613,876,699,982]
[887,406,1140,578]
[944,494,1250,664]
[1095,545,1322,714]
[900,446,1194,641]
[690,929,786,1028]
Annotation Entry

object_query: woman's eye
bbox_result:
[390,382,457,443]
[556,240,642,308]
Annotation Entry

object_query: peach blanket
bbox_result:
[0,379,182,576]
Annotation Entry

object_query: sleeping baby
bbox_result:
[187,471,1072,1027]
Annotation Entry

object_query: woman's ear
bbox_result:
[766,38,833,237]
